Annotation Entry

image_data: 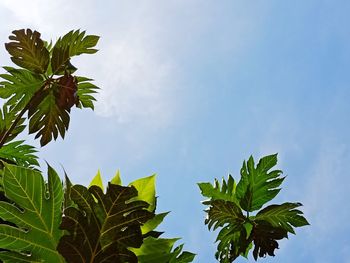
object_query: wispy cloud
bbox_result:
[0,0,180,127]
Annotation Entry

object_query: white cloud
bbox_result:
[0,0,180,127]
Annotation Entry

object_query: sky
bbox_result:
[0,0,349,262]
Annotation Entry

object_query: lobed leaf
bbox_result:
[0,105,26,144]
[0,140,38,167]
[76,77,99,110]
[51,30,99,75]
[0,67,44,113]
[5,29,50,74]
[255,202,309,234]
[0,164,65,262]
[57,183,154,263]
[236,154,285,212]
[198,175,238,203]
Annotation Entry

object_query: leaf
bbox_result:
[54,73,78,110]
[132,237,195,263]
[251,221,288,260]
[204,200,245,231]
[0,164,65,262]
[236,154,285,212]
[0,140,38,167]
[5,29,49,74]
[57,183,154,263]
[28,86,70,146]
[129,174,156,212]
[0,104,26,143]
[51,30,99,75]
[255,202,309,234]
[76,77,99,110]
[89,169,104,191]
[204,200,250,262]
[110,170,122,185]
[0,67,44,112]
[198,175,238,203]
[141,212,169,235]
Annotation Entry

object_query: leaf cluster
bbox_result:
[198,154,309,262]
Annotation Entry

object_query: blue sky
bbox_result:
[1,1,349,262]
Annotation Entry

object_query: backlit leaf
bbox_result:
[236,154,284,212]
[0,164,64,262]
[5,29,49,74]
[76,77,99,110]
[0,140,38,167]
[255,202,309,234]
[57,183,154,263]
[0,67,44,112]
[51,30,99,75]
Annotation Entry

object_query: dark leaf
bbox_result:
[54,74,78,110]
[28,86,70,146]
[5,29,49,73]
[57,183,154,263]
[252,221,288,260]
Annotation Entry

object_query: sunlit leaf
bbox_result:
[0,164,65,262]
[0,140,38,167]
[236,154,285,212]
[198,175,238,203]
[0,67,44,112]
[89,169,104,191]
[129,174,156,212]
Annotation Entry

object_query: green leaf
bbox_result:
[0,67,44,112]
[236,154,285,212]
[0,164,64,262]
[141,212,169,234]
[28,87,70,146]
[129,174,156,212]
[0,104,26,143]
[57,183,154,263]
[0,140,38,167]
[110,169,122,185]
[132,237,195,263]
[89,169,104,191]
[204,200,249,262]
[76,77,99,110]
[204,200,245,231]
[5,29,50,74]
[198,175,238,203]
[255,202,309,234]
[51,30,99,75]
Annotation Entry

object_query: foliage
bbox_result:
[0,28,307,263]
[0,28,194,263]
[0,164,65,262]
[198,154,309,262]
